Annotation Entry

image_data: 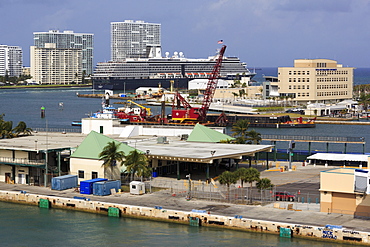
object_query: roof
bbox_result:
[133,138,273,163]
[70,131,136,159]
[186,124,235,143]
[307,153,369,162]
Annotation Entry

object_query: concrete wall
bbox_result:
[81,119,116,135]
[0,190,369,245]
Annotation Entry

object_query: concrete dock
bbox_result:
[1,164,370,244]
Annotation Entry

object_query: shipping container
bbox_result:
[93,180,121,196]
[51,175,78,191]
[80,178,108,194]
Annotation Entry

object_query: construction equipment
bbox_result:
[171,45,227,123]
[127,100,152,116]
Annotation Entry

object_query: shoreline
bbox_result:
[0,186,368,245]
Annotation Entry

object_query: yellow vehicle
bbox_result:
[127,100,152,116]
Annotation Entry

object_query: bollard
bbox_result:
[316,198,319,204]
[301,197,305,203]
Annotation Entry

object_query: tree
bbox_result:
[231,119,250,142]
[256,178,274,191]
[246,129,262,144]
[243,168,260,204]
[13,121,32,136]
[0,119,14,139]
[218,171,238,201]
[123,149,151,182]
[234,167,248,187]
[99,141,125,180]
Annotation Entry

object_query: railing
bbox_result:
[261,134,365,143]
[32,128,81,133]
[0,157,45,166]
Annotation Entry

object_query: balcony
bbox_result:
[0,157,46,168]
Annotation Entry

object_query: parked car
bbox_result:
[274,192,295,201]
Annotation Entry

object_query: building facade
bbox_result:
[320,167,370,217]
[278,59,354,104]
[30,43,82,85]
[111,20,161,60]
[33,30,93,75]
[0,45,23,77]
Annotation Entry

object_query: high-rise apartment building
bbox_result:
[277,59,354,104]
[0,45,23,77]
[111,20,161,61]
[33,30,93,75]
[30,43,82,85]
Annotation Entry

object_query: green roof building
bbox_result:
[186,124,235,143]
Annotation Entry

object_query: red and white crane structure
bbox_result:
[171,45,227,123]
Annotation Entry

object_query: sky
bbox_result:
[1,0,370,69]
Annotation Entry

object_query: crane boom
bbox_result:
[197,45,227,121]
[127,100,152,116]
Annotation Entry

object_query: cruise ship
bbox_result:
[92,51,256,90]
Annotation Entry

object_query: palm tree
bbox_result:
[13,121,32,136]
[123,149,151,182]
[246,129,262,144]
[256,178,274,191]
[234,167,248,187]
[0,120,14,139]
[243,168,260,204]
[218,171,238,201]
[99,141,125,180]
[231,119,250,142]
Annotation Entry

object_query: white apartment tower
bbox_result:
[30,43,82,85]
[0,45,23,77]
[33,30,93,75]
[111,20,161,61]
[278,59,354,104]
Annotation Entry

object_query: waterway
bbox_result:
[0,87,369,154]
[0,201,347,246]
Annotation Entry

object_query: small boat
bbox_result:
[71,121,82,126]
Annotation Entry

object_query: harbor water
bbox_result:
[0,87,370,153]
[0,201,346,246]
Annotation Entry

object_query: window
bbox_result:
[92,171,98,179]
[78,170,84,179]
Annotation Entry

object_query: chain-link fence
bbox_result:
[149,178,321,205]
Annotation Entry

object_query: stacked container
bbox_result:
[51,175,78,191]
[93,180,121,196]
[80,178,108,194]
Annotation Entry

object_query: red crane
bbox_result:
[171,45,227,123]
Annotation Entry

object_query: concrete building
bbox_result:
[0,45,23,77]
[33,30,94,75]
[111,20,161,60]
[30,43,82,85]
[278,59,354,104]
[320,167,370,217]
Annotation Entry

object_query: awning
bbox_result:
[307,153,369,162]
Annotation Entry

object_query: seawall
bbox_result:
[0,190,368,245]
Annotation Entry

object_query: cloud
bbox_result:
[273,0,352,13]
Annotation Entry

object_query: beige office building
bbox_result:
[30,43,82,85]
[278,59,354,104]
